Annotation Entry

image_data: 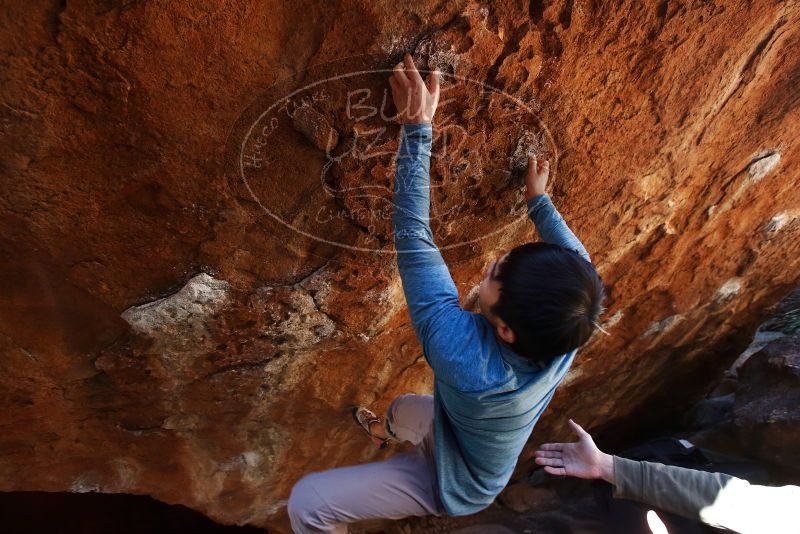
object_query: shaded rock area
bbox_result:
[734,333,800,469]
[1,1,800,533]
[686,287,800,476]
[0,491,267,534]
[733,334,800,469]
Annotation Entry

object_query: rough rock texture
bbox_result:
[734,332,800,469]
[686,287,800,474]
[684,288,800,474]
[1,1,800,532]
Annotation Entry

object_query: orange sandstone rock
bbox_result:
[0,1,799,532]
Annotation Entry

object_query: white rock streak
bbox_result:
[121,273,231,335]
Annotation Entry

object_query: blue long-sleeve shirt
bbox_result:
[393,123,592,516]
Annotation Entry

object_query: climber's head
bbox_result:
[478,242,605,365]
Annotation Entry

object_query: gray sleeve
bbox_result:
[612,456,800,533]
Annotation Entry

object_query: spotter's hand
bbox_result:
[388,53,440,124]
[534,420,616,483]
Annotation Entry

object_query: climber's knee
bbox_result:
[287,474,329,533]
[386,393,433,445]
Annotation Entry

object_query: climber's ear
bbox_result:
[496,322,516,344]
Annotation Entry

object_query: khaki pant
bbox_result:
[288,394,444,533]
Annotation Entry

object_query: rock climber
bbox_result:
[534,420,800,533]
[287,53,605,533]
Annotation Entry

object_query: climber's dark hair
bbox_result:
[491,242,605,364]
